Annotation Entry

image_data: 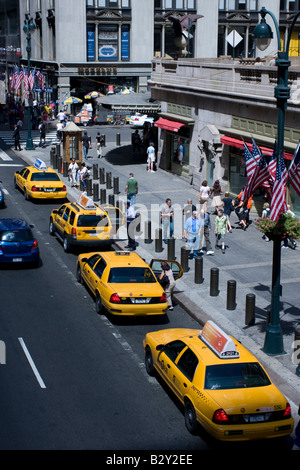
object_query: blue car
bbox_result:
[0,181,4,208]
[0,218,40,266]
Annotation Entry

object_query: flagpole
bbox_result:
[23,17,36,151]
[254,8,300,355]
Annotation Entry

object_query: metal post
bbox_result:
[93,164,98,179]
[167,237,175,260]
[108,194,115,206]
[63,161,68,177]
[226,280,236,310]
[93,183,99,201]
[57,157,62,174]
[106,172,112,189]
[99,167,105,184]
[86,179,92,196]
[113,177,119,195]
[155,228,163,253]
[100,188,106,205]
[144,221,152,244]
[210,267,219,296]
[181,246,189,273]
[245,293,255,326]
[116,133,121,146]
[194,256,203,284]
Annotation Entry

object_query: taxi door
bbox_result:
[54,205,68,236]
[81,254,103,293]
[149,259,183,281]
[171,347,199,402]
[156,340,187,396]
[15,168,30,191]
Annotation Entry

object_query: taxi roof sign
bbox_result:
[199,321,239,359]
[34,158,48,171]
[77,194,96,210]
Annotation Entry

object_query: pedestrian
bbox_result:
[68,158,79,187]
[222,191,234,232]
[125,201,136,250]
[82,131,91,160]
[147,141,156,172]
[39,121,46,146]
[283,204,297,249]
[176,138,184,165]
[132,130,142,153]
[199,180,211,213]
[125,172,138,206]
[199,209,214,255]
[261,202,270,241]
[80,162,90,190]
[95,132,104,158]
[215,208,227,253]
[183,210,203,258]
[159,262,176,310]
[211,180,223,214]
[237,194,252,230]
[13,124,22,150]
[182,199,196,222]
[160,198,174,243]
[57,109,66,125]
[56,121,64,143]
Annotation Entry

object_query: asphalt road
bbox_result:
[0,142,294,452]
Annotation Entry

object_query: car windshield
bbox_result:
[0,229,33,242]
[77,214,107,227]
[31,172,61,182]
[108,267,156,283]
[204,362,271,390]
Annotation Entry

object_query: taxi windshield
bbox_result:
[108,267,156,283]
[0,229,33,242]
[31,172,61,182]
[204,362,271,390]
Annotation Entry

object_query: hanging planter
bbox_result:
[256,213,300,241]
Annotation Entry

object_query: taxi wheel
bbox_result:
[95,292,103,314]
[76,264,82,284]
[184,401,198,435]
[49,219,55,236]
[145,347,155,376]
[63,236,70,253]
[24,189,29,201]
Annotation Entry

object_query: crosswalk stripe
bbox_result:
[0,131,58,146]
[0,148,13,161]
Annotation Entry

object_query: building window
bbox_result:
[98,24,118,60]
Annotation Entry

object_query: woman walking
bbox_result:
[215,209,227,254]
[159,262,176,310]
[211,180,223,214]
[199,180,210,212]
[222,191,234,232]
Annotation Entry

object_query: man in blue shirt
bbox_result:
[183,211,203,258]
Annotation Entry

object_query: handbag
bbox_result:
[159,274,170,288]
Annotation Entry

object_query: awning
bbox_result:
[220,135,293,161]
[154,118,185,133]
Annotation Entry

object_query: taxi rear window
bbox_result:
[0,229,33,242]
[31,172,61,182]
[77,214,108,227]
[108,267,156,283]
[204,363,271,390]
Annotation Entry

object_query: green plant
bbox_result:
[256,213,300,240]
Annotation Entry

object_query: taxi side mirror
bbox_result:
[156,344,165,351]
[81,257,88,263]
[52,209,58,214]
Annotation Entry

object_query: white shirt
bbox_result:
[200,186,210,199]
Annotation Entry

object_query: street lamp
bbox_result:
[23,17,36,151]
[254,7,300,356]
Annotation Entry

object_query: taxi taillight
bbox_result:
[62,185,66,191]
[110,293,121,303]
[31,185,38,191]
[212,409,229,424]
[283,403,292,418]
[71,227,76,237]
[159,293,166,303]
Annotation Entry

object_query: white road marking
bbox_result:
[18,337,46,389]
[0,149,13,161]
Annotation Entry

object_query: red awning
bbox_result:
[154,118,185,133]
[220,135,293,160]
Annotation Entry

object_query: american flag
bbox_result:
[243,141,257,178]
[243,153,271,201]
[28,66,36,90]
[270,152,288,222]
[288,141,300,197]
[22,66,29,91]
[251,138,262,164]
[36,68,44,90]
[14,66,22,91]
[268,142,277,180]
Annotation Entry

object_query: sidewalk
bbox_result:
[12,126,300,423]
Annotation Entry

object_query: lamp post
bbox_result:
[254,7,300,355]
[23,17,36,151]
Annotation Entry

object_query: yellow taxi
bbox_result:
[76,251,182,316]
[143,321,294,442]
[49,194,124,252]
[14,159,67,201]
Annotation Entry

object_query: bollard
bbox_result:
[108,194,115,206]
[50,147,55,166]
[226,280,236,310]
[56,143,61,158]
[135,212,141,233]
[210,267,219,296]
[194,256,203,284]
[102,135,106,147]
[99,167,105,184]
[144,221,152,244]
[155,228,163,253]
[53,151,58,169]
[294,326,300,376]
[86,179,92,196]
[57,157,62,174]
[113,176,119,195]
[106,171,112,189]
[167,237,175,260]
[93,164,98,179]
[100,188,106,205]
[116,133,121,146]
[181,246,189,273]
[63,161,68,177]
[93,183,99,201]
[245,293,255,326]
